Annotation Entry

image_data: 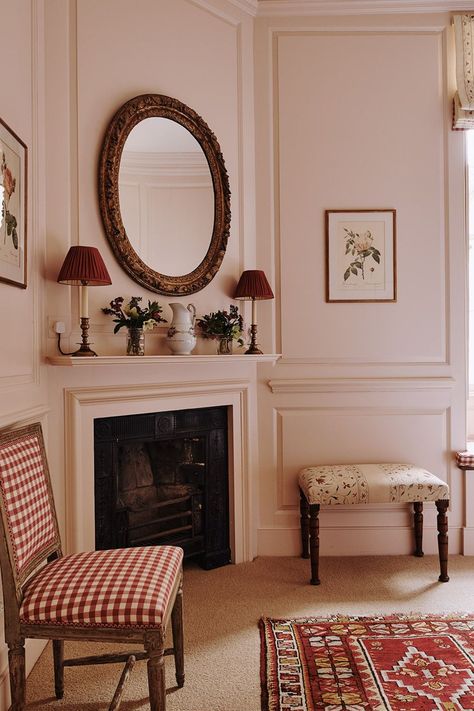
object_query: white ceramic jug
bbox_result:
[166,303,197,355]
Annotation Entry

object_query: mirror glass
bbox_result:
[119,117,214,276]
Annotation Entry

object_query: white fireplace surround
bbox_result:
[64,378,256,563]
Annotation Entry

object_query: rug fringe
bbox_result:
[259,617,280,711]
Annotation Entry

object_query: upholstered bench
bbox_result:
[298,463,450,586]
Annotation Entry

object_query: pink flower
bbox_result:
[1,161,16,207]
[353,230,373,254]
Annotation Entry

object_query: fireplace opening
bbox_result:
[94,406,230,569]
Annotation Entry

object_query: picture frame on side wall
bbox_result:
[0,118,27,288]
[326,209,396,303]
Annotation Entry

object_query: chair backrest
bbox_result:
[0,422,61,600]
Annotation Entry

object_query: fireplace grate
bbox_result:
[94,407,230,569]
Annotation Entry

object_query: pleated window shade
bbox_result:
[453,14,474,129]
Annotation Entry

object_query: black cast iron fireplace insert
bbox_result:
[94,406,230,569]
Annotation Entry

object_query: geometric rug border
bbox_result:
[260,612,474,711]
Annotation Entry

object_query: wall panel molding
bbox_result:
[0,404,50,431]
[258,0,473,16]
[270,26,450,367]
[268,377,456,393]
[273,405,451,512]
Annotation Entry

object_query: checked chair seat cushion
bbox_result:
[20,545,183,629]
[299,463,449,506]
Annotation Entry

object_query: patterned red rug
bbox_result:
[260,614,474,710]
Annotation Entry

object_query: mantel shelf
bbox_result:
[47,354,281,366]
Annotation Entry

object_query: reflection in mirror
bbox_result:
[119,118,214,277]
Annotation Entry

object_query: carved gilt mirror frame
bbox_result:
[98,94,231,295]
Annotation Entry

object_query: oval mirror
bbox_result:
[99,94,231,295]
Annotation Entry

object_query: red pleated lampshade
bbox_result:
[234,270,274,300]
[57,246,112,286]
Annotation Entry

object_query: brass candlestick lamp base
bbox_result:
[58,317,97,357]
[74,317,97,356]
[245,324,263,355]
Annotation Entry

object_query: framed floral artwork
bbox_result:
[0,118,27,288]
[325,209,396,302]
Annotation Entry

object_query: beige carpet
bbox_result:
[25,554,474,710]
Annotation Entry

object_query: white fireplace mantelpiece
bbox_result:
[49,354,281,366]
[63,378,258,565]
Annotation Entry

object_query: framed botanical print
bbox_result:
[325,209,396,303]
[0,118,27,288]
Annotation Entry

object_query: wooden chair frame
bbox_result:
[0,423,184,711]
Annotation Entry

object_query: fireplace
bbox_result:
[94,406,231,569]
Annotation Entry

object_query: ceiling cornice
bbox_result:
[257,0,474,16]
[189,0,258,17]
[229,0,259,14]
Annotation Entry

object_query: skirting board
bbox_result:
[462,527,474,555]
[0,638,47,710]
[257,526,463,557]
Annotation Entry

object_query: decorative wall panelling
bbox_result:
[272,27,449,366]
[46,0,257,357]
[254,13,467,555]
[0,1,49,705]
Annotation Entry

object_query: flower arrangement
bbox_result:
[196,304,244,346]
[102,296,167,333]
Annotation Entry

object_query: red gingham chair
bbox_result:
[0,423,184,711]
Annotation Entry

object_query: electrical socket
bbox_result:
[47,317,67,338]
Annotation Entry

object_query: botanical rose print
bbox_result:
[353,230,373,253]
[343,227,380,282]
[1,151,18,249]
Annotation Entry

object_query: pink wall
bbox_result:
[0,0,471,703]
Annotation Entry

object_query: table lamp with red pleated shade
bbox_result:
[57,245,111,356]
[234,269,274,354]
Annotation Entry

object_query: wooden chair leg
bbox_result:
[309,503,320,585]
[300,489,310,559]
[8,639,26,711]
[436,499,450,583]
[145,633,166,711]
[53,639,64,699]
[171,582,185,688]
[413,502,424,557]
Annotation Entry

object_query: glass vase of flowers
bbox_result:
[102,296,167,356]
[196,304,244,355]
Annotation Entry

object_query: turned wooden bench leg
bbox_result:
[413,502,424,557]
[436,499,449,583]
[309,503,320,585]
[300,488,310,559]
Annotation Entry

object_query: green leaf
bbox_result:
[351,267,358,275]
[372,253,380,264]
[344,268,351,281]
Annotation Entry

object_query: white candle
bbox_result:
[80,284,89,318]
[251,298,257,326]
